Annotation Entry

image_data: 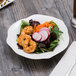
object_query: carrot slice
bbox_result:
[33,24,37,33]
[35,21,55,32]
[36,24,45,32]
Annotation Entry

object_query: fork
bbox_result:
[65,60,76,76]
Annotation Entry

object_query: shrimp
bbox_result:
[23,39,37,53]
[21,26,34,35]
[17,34,31,46]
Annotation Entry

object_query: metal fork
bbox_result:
[65,60,76,76]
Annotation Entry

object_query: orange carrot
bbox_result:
[35,21,55,32]
[33,24,36,33]
[35,24,45,32]
[48,23,55,27]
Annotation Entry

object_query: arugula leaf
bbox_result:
[34,39,60,53]
[34,43,41,53]
[39,39,60,52]
[33,21,63,53]
[50,21,63,38]
[50,21,59,29]
[34,47,42,54]
[20,20,30,33]
[52,28,63,38]
[40,48,52,52]
[34,52,42,54]
[39,48,52,52]
[49,26,52,32]
[49,39,60,50]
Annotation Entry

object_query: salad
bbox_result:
[17,19,63,54]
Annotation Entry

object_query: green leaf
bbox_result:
[17,34,20,37]
[39,47,52,52]
[50,21,63,38]
[20,20,30,33]
[34,21,63,53]
[16,39,18,42]
[34,52,42,54]
[39,48,45,53]
[49,39,60,50]
[50,21,59,30]
[52,29,62,38]
[34,39,60,53]
[49,26,52,32]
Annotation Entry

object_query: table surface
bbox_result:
[0,0,76,76]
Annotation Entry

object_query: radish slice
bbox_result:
[32,32,42,41]
[39,30,49,41]
[40,27,49,31]
[39,27,50,35]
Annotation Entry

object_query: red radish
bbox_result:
[39,30,49,41]
[32,32,42,41]
[39,27,50,35]
[40,27,49,31]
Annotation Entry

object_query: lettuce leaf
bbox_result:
[20,20,30,33]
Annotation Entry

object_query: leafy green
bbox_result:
[49,39,60,50]
[39,48,46,53]
[16,39,18,42]
[49,26,52,32]
[34,47,42,54]
[34,21,63,54]
[39,48,51,52]
[49,21,59,30]
[17,20,30,42]
[20,20,30,33]
[33,43,42,53]
[34,39,59,54]
[37,39,59,53]
[52,28,63,38]
[50,21,63,38]
[34,52,42,54]
[17,20,63,54]
[17,34,20,37]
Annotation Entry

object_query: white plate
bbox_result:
[6,14,69,60]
